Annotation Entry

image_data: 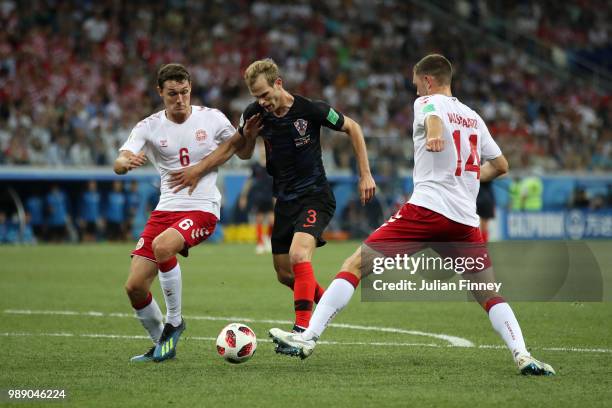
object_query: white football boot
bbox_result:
[269,328,316,359]
[516,353,556,376]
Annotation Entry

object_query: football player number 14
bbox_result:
[452,130,480,179]
[179,148,190,166]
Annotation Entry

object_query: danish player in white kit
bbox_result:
[114,64,255,362]
[269,54,555,376]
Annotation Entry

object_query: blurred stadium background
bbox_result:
[0,0,610,245]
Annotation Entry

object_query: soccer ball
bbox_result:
[215,323,257,364]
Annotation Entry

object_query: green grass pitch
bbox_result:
[1,242,611,407]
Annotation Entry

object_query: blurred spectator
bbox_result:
[520,175,544,211]
[126,180,143,239]
[0,211,8,243]
[476,181,496,242]
[570,186,591,209]
[46,184,69,242]
[20,212,36,244]
[25,193,44,239]
[105,180,126,241]
[508,177,522,211]
[79,180,101,242]
[341,195,384,238]
[0,1,608,174]
[238,143,274,254]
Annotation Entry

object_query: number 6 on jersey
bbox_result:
[179,148,190,167]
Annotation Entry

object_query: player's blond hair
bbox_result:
[244,58,280,88]
[414,54,453,86]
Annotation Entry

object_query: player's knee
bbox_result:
[152,236,173,262]
[124,281,147,302]
[289,248,310,266]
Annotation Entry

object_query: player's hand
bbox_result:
[426,135,444,152]
[243,114,263,140]
[169,165,205,195]
[359,174,377,205]
[127,151,147,170]
[238,195,247,210]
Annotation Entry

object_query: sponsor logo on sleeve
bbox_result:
[326,108,340,125]
[422,104,436,114]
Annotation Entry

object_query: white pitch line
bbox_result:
[3,309,473,347]
[0,331,435,348]
[2,331,611,354]
[7,309,612,354]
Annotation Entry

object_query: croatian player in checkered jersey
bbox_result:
[114,63,259,362]
[269,54,555,376]
[169,59,376,335]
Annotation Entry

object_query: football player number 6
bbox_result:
[179,148,190,167]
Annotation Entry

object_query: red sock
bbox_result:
[267,224,273,238]
[285,279,324,303]
[484,296,505,313]
[256,223,264,245]
[292,262,316,328]
[131,292,153,309]
[314,283,325,304]
[481,228,489,243]
[158,256,177,272]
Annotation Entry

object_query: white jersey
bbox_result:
[408,94,502,227]
[120,106,235,218]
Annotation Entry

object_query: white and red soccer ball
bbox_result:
[216,323,257,364]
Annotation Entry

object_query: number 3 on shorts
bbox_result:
[178,219,194,230]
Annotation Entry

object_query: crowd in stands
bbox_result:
[0,0,610,178]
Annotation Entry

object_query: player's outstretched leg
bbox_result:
[483,295,555,376]
[152,230,186,362]
[125,257,164,363]
[270,247,362,358]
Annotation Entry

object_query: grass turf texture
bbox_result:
[1,242,611,407]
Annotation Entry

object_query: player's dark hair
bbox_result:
[157,63,191,89]
[414,54,453,86]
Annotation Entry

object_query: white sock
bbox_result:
[158,263,182,327]
[134,298,164,343]
[488,302,529,360]
[303,278,356,340]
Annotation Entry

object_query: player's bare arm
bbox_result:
[424,115,445,152]
[342,115,376,205]
[480,155,509,182]
[169,114,262,194]
[113,150,147,175]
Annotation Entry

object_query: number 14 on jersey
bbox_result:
[452,130,480,179]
